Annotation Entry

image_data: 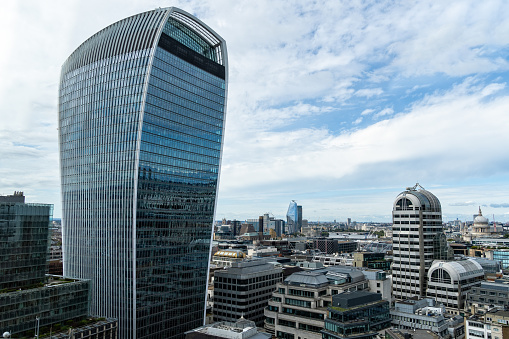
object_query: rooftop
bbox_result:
[284,271,329,288]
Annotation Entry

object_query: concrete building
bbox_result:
[264,267,370,339]
[465,309,509,339]
[390,298,448,337]
[265,271,331,339]
[467,280,509,314]
[426,259,484,314]
[59,7,228,338]
[392,184,448,300]
[213,260,283,326]
[311,253,354,267]
[362,269,392,303]
[185,318,271,339]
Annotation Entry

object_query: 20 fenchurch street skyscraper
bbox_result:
[58,8,227,339]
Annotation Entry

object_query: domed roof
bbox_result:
[393,183,441,212]
[428,259,484,282]
[474,207,488,225]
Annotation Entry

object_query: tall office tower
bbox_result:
[286,200,298,234]
[297,205,303,233]
[392,184,448,300]
[58,8,228,339]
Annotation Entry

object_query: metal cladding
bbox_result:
[59,7,227,339]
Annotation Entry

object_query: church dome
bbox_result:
[474,207,488,225]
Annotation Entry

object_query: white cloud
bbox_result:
[373,108,394,119]
[361,109,375,116]
[355,88,383,98]
[1,0,509,220]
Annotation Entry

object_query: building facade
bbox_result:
[426,259,484,313]
[390,298,448,336]
[0,193,116,338]
[265,268,370,339]
[213,260,282,327]
[467,281,509,314]
[321,291,391,339]
[0,193,53,291]
[392,184,448,300]
[58,8,228,339]
[286,201,302,234]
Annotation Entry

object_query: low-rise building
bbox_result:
[390,298,448,337]
[465,309,509,339]
[321,291,391,339]
[212,249,246,268]
[426,259,484,314]
[264,267,370,339]
[311,253,354,267]
[353,252,391,271]
[186,317,271,339]
[467,280,509,314]
[362,269,392,303]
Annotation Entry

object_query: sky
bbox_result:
[1,1,509,223]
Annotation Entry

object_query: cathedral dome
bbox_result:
[474,207,488,225]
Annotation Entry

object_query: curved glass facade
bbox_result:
[58,8,227,339]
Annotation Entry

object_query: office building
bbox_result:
[186,318,270,339]
[286,201,302,234]
[265,271,330,339]
[392,183,448,300]
[0,192,53,290]
[213,260,282,327]
[321,291,391,339]
[362,269,392,302]
[314,238,357,254]
[297,205,303,233]
[0,193,116,338]
[426,259,484,313]
[465,309,509,339]
[265,268,369,339]
[390,298,449,336]
[467,280,509,314]
[353,252,391,271]
[58,7,227,339]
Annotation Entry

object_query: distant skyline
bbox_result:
[1,1,509,222]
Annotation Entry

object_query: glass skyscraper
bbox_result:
[58,8,227,339]
[286,200,302,234]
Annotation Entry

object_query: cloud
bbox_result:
[450,201,477,207]
[1,0,509,221]
[361,109,375,116]
[352,117,363,125]
[355,88,383,98]
[373,108,394,119]
[491,203,509,208]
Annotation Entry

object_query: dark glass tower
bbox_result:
[58,8,227,339]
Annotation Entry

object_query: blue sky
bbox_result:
[1,1,509,222]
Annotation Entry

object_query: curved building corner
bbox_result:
[58,7,228,339]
